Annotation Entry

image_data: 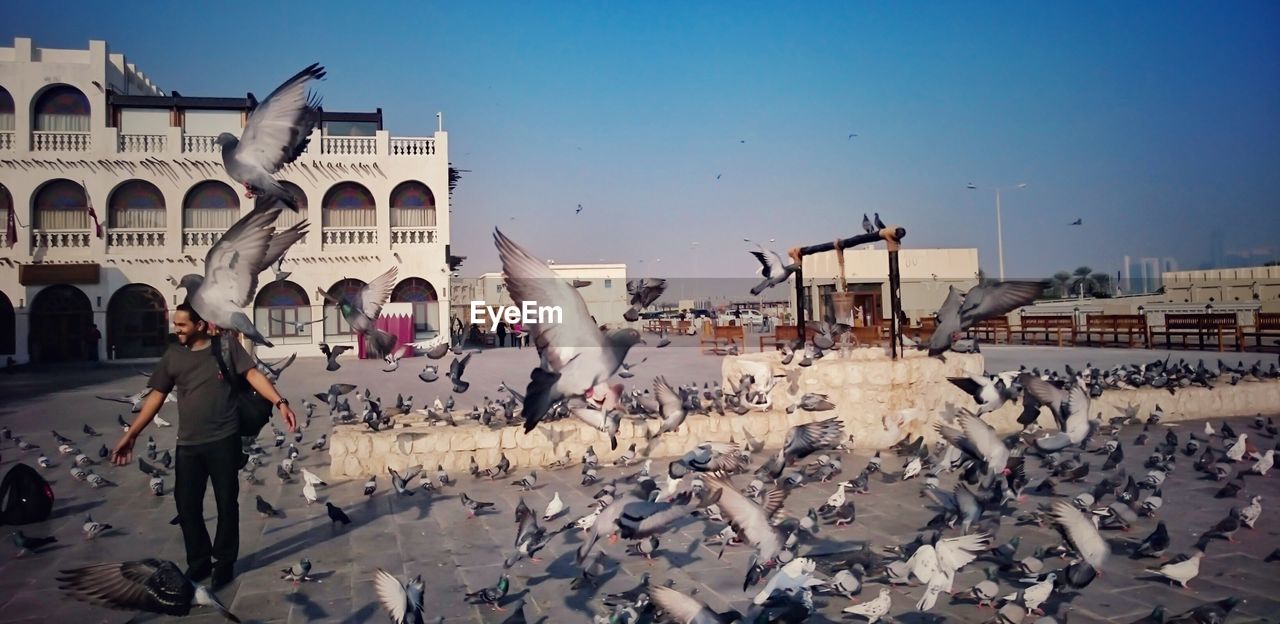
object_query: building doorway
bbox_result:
[29,285,94,363]
[107,284,168,359]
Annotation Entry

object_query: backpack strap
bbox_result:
[210,335,242,390]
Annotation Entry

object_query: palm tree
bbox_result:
[1068,266,1096,298]
[1050,271,1073,298]
[1089,272,1113,297]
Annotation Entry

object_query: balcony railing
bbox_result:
[32,131,91,152]
[0,132,13,151]
[321,137,377,156]
[33,229,91,248]
[108,228,167,249]
[322,227,377,246]
[119,134,167,153]
[391,227,438,245]
[183,228,223,248]
[389,137,435,156]
[183,135,218,153]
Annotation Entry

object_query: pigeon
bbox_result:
[448,353,471,393]
[325,502,351,526]
[373,568,425,624]
[569,407,622,450]
[255,495,282,518]
[1131,521,1171,558]
[669,442,744,478]
[843,586,891,623]
[1147,551,1203,588]
[649,584,743,624]
[512,471,537,491]
[648,376,688,438]
[1166,597,1243,624]
[948,373,1019,416]
[316,266,399,360]
[82,424,99,437]
[461,493,494,518]
[149,475,164,496]
[57,559,239,622]
[254,353,296,383]
[1050,501,1109,570]
[424,342,450,359]
[418,364,439,383]
[624,278,667,322]
[9,531,57,557]
[302,482,319,505]
[494,229,644,432]
[177,199,305,346]
[82,515,112,540]
[749,245,800,296]
[319,343,352,372]
[382,347,406,373]
[301,468,327,487]
[389,466,422,496]
[760,418,845,479]
[929,282,1046,356]
[280,558,312,584]
[543,492,566,520]
[465,574,510,610]
[215,63,324,211]
[1240,495,1262,529]
[363,475,378,497]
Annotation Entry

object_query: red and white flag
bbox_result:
[83,180,103,239]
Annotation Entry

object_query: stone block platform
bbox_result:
[330,347,1280,477]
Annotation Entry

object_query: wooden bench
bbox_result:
[701,324,745,354]
[967,317,1012,344]
[1076,314,1148,348]
[758,324,821,351]
[1017,316,1076,346]
[1148,313,1240,352]
[1240,312,1280,352]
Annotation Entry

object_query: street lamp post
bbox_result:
[968,182,1027,281]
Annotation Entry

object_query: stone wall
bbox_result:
[328,348,1280,478]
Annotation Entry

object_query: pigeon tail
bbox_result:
[363,329,397,361]
[230,312,273,347]
[523,367,563,433]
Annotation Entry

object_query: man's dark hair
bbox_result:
[175,301,205,325]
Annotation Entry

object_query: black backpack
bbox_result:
[0,463,55,526]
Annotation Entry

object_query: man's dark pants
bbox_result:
[174,434,240,579]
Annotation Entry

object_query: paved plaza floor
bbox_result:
[0,341,1277,623]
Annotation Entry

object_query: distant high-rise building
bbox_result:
[1122,255,1164,294]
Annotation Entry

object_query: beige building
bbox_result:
[0,37,452,363]
[797,247,981,325]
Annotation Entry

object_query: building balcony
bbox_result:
[182,228,223,248]
[32,228,92,249]
[32,131,91,152]
[322,226,377,246]
[107,228,167,249]
[391,226,438,245]
[0,131,13,151]
[183,134,218,154]
[118,134,168,153]
[389,137,436,156]
[321,136,377,156]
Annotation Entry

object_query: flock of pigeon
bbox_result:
[1,61,1278,623]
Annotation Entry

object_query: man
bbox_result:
[112,303,296,589]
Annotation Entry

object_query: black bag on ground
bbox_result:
[211,335,273,441]
[0,463,55,526]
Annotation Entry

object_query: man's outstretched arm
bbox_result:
[244,368,297,432]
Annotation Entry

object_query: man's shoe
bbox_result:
[185,563,212,583]
[211,564,235,590]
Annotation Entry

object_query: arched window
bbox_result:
[254,281,312,340]
[0,85,14,132]
[324,278,366,338]
[183,180,240,229]
[391,277,439,337]
[390,181,436,227]
[273,181,308,229]
[29,284,93,363]
[33,179,88,230]
[322,182,375,227]
[33,85,90,132]
[109,180,166,229]
[0,291,14,355]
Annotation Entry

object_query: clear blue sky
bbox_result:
[7,1,1279,278]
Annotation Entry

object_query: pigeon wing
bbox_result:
[373,569,410,624]
[958,281,1045,328]
[1051,501,1109,569]
[654,377,683,418]
[707,476,783,555]
[359,266,399,320]
[233,64,324,174]
[57,559,183,615]
[783,417,845,461]
[649,585,713,623]
[494,228,604,371]
[198,204,282,310]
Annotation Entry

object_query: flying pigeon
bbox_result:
[448,353,471,393]
[316,266,399,360]
[748,245,799,296]
[928,282,1046,356]
[180,199,307,346]
[494,229,644,432]
[58,559,239,622]
[215,63,324,210]
[624,278,667,322]
[373,568,425,624]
